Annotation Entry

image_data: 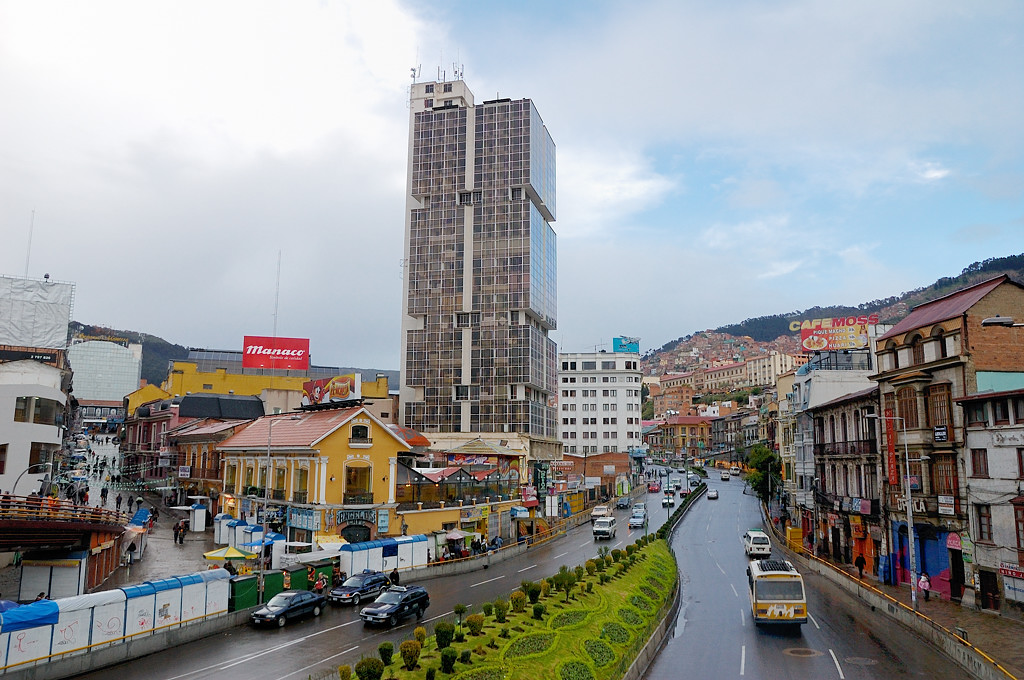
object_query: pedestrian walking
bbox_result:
[115,493,123,512]
[919,573,931,602]
[854,553,866,579]
[100,487,108,504]
[172,523,181,545]
[135,496,144,512]
[390,567,400,586]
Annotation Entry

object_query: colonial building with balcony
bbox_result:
[955,388,1024,617]
[871,274,1024,603]
[808,386,881,571]
[661,415,713,463]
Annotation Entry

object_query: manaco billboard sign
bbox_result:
[788,314,880,352]
[242,336,310,370]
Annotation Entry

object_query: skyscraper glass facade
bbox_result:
[401,84,557,441]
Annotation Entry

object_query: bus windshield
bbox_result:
[756,580,804,601]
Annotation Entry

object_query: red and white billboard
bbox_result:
[242,336,310,370]
[301,375,361,405]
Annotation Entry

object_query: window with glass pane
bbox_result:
[911,337,925,364]
[931,455,957,495]
[977,504,993,542]
[994,399,1010,424]
[971,449,989,477]
[897,388,919,428]
[927,384,951,427]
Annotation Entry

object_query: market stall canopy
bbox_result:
[445,529,471,541]
[203,546,257,561]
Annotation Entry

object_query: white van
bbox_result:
[743,529,772,558]
[730,466,741,476]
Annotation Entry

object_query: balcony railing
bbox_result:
[812,439,877,457]
[348,437,372,446]
[292,491,308,504]
[343,492,373,505]
[271,489,286,501]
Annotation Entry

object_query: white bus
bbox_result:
[746,559,807,627]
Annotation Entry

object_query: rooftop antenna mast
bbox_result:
[272,250,281,339]
[24,209,35,277]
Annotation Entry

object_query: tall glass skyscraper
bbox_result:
[400,80,560,461]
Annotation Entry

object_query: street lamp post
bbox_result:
[257,414,300,603]
[13,463,53,495]
[867,413,926,611]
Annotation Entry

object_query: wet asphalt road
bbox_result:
[645,472,963,680]
[74,469,961,679]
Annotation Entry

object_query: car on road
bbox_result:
[628,511,647,529]
[720,471,731,481]
[590,505,612,523]
[647,482,662,493]
[632,502,647,514]
[707,489,719,500]
[328,569,391,606]
[744,529,772,558]
[251,590,326,627]
[661,495,675,507]
[615,497,631,509]
[359,585,430,627]
[593,516,617,540]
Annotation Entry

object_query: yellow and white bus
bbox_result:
[746,559,807,627]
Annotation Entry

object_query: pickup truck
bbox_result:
[590,505,611,523]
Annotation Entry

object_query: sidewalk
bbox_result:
[839,563,1024,680]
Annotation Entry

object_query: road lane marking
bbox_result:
[278,646,359,680]
[554,552,569,559]
[829,649,845,679]
[578,541,592,547]
[422,610,453,623]
[809,613,820,629]
[470,575,506,588]
[740,608,745,626]
[730,583,738,598]
[218,637,305,669]
[517,564,538,573]
[716,561,726,576]
[740,645,746,676]
[613,540,623,548]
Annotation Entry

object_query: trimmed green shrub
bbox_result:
[574,564,585,581]
[586,581,593,593]
[526,582,542,604]
[499,625,510,638]
[377,641,394,666]
[584,639,615,667]
[440,648,457,674]
[532,603,545,620]
[355,657,385,680]
[505,632,556,658]
[611,549,622,562]
[541,580,551,598]
[604,556,613,568]
[414,626,427,644]
[459,650,472,664]
[625,544,636,556]
[559,660,596,680]
[435,621,455,649]
[493,597,509,623]
[585,560,597,576]
[455,631,466,643]
[400,640,421,671]
[338,665,352,680]
[510,590,527,612]
[466,613,485,636]
[481,602,493,617]
[425,667,436,680]
[453,603,468,626]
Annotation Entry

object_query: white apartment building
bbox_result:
[558,352,643,455]
[747,351,806,387]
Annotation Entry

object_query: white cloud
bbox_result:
[910,161,951,182]
[555,148,676,238]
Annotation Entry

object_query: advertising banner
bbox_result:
[242,336,309,370]
[613,336,640,353]
[789,314,879,353]
[884,409,899,486]
[301,374,361,405]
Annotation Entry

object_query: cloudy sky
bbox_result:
[2,1,1023,369]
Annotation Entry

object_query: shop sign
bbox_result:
[961,534,974,564]
[289,508,321,531]
[481,505,491,518]
[868,525,883,541]
[376,509,389,534]
[178,466,191,478]
[857,498,872,514]
[894,495,927,514]
[549,461,574,471]
[933,425,948,443]
[938,495,956,516]
[461,507,482,521]
[521,486,537,503]
[603,465,616,475]
[946,532,962,550]
[1004,576,1024,603]
[789,314,877,352]
[1000,562,1024,579]
[335,509,375,525]
[302,374,361,405]
[885,409,899,486]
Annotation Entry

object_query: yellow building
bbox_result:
[124,383,171,415]
[218,407,412,544]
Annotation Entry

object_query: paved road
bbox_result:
[74,490,660,680]
[646,471,963,680]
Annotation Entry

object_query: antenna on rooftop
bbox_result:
[24,209,35,277]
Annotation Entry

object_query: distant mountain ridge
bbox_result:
[68,323,397,389]
[650,253,1024,356]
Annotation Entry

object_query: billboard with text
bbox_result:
[789,314,879,352]
[301,374,361,405]
[242,336,309,370]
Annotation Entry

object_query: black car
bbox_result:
[251,590,326,628]
[359,585,430,627]
[615,497,631,509]
[328,569,391,605]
